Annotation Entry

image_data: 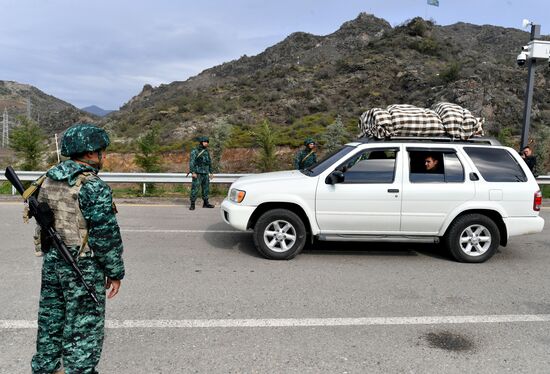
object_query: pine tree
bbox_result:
[135,124,162,193]
[210,119,232,173]
[323,115,350,154]
[254,120,277,172]
[9,116,45,171]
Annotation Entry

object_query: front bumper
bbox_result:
[220,199,256,231]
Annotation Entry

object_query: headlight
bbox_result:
[229,188,246,203]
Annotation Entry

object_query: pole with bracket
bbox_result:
[520,23,541,150]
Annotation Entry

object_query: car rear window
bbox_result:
[464,147,527,182]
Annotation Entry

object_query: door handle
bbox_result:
[387,189,399,193]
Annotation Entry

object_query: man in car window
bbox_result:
[424,155,440,173]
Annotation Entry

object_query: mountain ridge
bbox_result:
[81,105,113,117]
[105,13,550,147]
[0,80,98,134]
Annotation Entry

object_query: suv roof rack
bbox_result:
[357,136,501,146]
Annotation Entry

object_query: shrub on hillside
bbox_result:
[440,62,462,83]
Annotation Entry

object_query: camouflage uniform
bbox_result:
[294,137,317,170]
[189,136,214,208]
[31,124,125,374]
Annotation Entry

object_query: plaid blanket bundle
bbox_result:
[359,102,484,140]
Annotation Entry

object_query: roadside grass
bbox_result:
[111,183,229,198]
[0,182,12,194]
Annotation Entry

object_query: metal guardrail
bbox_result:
[0,171,251,195]
[1,170,549,195]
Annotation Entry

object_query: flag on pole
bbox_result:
[427,0,439,6]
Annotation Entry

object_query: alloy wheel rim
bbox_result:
[263,220,297,253]
[459,224,492,256]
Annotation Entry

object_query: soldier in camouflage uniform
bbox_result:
[294,137,317,170]
[189,136,215,210]
[31,123,125,374]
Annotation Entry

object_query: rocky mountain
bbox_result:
[106,13,550,148]
[0,80,97,135]
[81,105,113,117]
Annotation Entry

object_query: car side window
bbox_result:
[338,149,397,183]
[408,150,464,183]
[464,147,527,182]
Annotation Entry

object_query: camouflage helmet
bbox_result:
[197,136,209,143]
[304,137,315,146]
[61,123,110,157]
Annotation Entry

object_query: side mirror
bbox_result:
[325,170,345,185]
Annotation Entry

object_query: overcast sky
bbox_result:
[1,0,548,110]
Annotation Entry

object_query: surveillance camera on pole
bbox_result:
[516,20,550,149]
[516,45,530,66]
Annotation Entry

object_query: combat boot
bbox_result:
[189,201,195,210]
[203,200,215,208]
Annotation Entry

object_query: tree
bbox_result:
[135,125,162,173]
[254,120,277,172]
[210,119,232,173]
[323,115,350,154]
[135,125,162,194]
[9,116,45,170]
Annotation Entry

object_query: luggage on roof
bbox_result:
[359,102,484,140]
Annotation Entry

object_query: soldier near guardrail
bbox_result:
[520,145,537,174]
[294,137,317,170]
[30,123,125,374]
[189,136,215,210]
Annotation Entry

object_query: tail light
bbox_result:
[533,190,542,211]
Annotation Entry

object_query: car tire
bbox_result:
[444,214,500,263]
[253,209,307,260]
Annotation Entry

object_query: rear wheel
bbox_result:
[445,214,500,263]
[253,209,306,260]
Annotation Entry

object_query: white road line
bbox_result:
[120,229,244,233]
[3,314,550,329]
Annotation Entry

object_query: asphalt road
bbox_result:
[1,200,549,373]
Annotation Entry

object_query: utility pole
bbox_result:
[519,24,540,150]
[2,108,9,148]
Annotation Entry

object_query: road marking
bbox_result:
[3,314,550,329]
[121,229,243,233]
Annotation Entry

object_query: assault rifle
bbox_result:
[5,166,99,304]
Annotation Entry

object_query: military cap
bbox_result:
[197,136,209,143]
[304,137,315,146]
[61,123,110,157]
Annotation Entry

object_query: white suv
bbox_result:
[221,137,544,263]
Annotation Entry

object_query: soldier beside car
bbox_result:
[294,137,317,170]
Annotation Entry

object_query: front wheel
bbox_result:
[253,209,307,260]
[444,214,500,263]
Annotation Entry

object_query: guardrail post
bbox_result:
[142,183,146,195]
[12,186,16,196]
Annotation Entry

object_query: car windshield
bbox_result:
[301,145,356,176]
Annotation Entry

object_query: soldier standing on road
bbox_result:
[189,136,215,210]
[294,137,317,170]
[30,123,125,374]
